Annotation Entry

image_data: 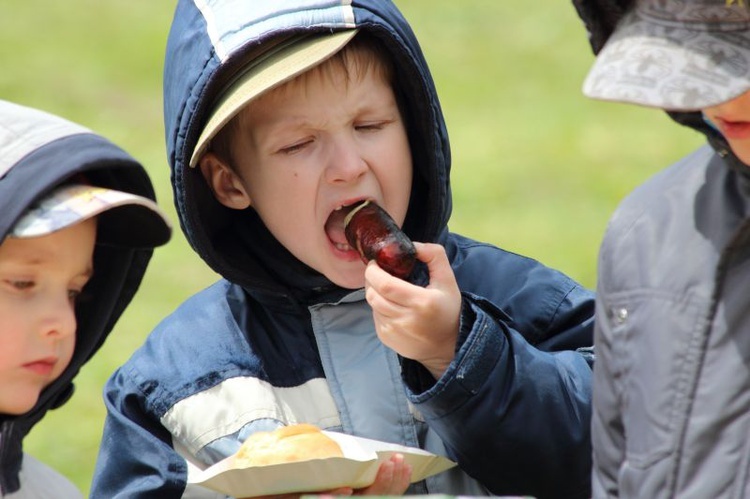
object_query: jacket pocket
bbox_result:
[603,289,708,469]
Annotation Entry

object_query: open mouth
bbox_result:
[324,201,363,252]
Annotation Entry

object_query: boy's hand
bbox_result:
[353,452,412,495]
[364,242,461,379]
[240,453,412,499]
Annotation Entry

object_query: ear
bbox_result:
[199,152,252,209]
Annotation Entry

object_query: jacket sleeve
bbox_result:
[90,367,191,499]
[401,289,594,499]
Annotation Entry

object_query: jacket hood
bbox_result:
[0,100,163,493]
[572,0,747,173]
[163,0,451,300]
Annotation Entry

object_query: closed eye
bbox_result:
[279,139,313,155]
[7,279,34,291]
[355,121,387,132]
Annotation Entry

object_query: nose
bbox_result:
[324,133,368,184]
[42,294,77,341]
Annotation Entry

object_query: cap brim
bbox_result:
[582,10,750,110]
[189,29,358,167]
[11,184,172,249]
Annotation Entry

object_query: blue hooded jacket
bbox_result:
[92,2,595,498]
[0,100,169,496]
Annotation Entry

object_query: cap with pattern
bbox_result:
[583,0,750,110]
[10,184,172,249]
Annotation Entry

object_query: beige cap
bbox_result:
[189,29,358,167]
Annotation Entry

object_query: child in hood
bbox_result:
[573,0,750,497]
[0,99,171,497]
[92,2,596,498]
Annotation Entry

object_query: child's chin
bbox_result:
[327,269,366,290]
[1,396,39,415]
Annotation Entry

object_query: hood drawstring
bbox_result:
[0,420,23,495]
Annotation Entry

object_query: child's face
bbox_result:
[703,89,750,166]
[0,218,95,415]
[207,53,413,289]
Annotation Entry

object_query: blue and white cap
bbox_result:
[10,183,172,249]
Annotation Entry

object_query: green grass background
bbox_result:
[2,1,703,495]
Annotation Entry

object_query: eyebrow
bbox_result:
[0,250,95,279]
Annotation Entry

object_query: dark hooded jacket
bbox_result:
[0,100,167,495]
[573,2,750,497]
[91,2,595,498]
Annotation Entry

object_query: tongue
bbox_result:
[325,208,349,245]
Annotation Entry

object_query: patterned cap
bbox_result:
[583,0,750,110]
[10,184,171,248]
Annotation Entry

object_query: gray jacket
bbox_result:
[593,139,750,498]
[572,2,750,496]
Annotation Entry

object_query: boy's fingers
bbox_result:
[414,242,454,287]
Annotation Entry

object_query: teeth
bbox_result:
[334,242,350,251]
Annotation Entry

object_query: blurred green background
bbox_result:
[2,0,702,495]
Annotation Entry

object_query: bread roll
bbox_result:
[234,423,343,467]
